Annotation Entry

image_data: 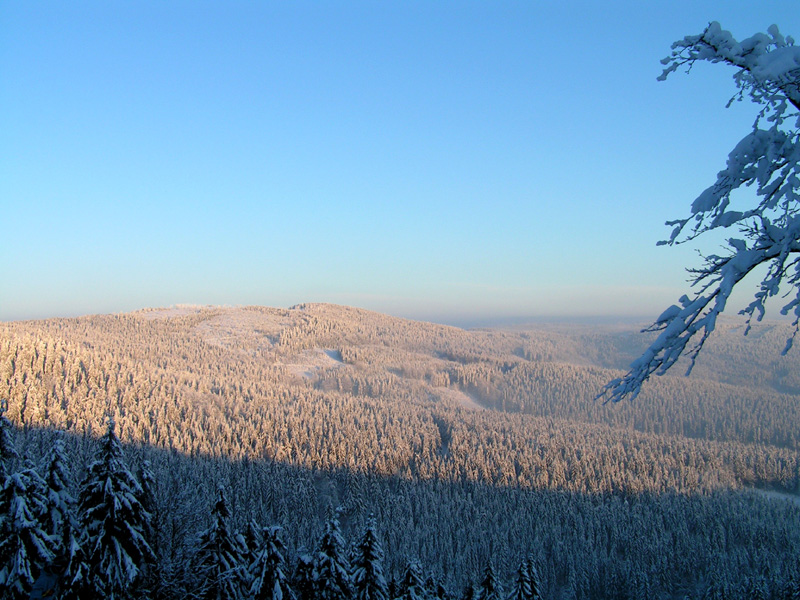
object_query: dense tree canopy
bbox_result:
[602,22,800,402]
[1,304,799,597]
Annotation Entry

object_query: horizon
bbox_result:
[2,300,786,334]
[0,299,660,328]
[3,2,799,323]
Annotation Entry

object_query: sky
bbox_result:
[2,1,799,326]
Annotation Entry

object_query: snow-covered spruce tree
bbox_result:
[243,519,264,572]
[387,574,399,600]
[351,517,389,600]
[292,552,316,600]
[528,559,542,600]
[57,518,89,600]
[459,582,475,600]
[194,485,247,600]
[41,438,75,554]
[744,576,768,600]
[0,457,56,599]
[433,581,449,599]
[782,574,800,600]
[475,561,503,600]
[508,558,532,600]
[136,460,157,549]
[135,459,161,599]
[78,418,153,599]
[0,401,18,480]
[701,576,731,600]
[249,525,294,600]
[601,22,800,402]
[397,560,427,600]
[39,437,87,599]
[425,576,448,600]
[314,511,353,600]
[0,460,55,598]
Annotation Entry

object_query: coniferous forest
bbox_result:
[1,303,799,599]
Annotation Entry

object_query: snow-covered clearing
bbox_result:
[283,348,344,379]
[752,488,800,507]
[434,387,485,411]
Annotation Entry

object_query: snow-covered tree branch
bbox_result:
[601,22,800,402]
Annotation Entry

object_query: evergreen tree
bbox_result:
[194,485,246,600]
[78,418,153,599]
[49,437,87,600]
[41,439,72,544]
[426,576,437,599]
[783,574,800,600]
[243,519,264,571]
[508,558,532,600]
[48,443,87,600]
[135,459,159,599]
[57,518,89,600]
[250,525,294,600]
[700,577,729,600]
[0,401,18,481]
[436,582,450,600]
[352,517,388,600]
[744,576,768,600]
[429,578,448,600]
[136,460,157,550]
[293,552,316,600]
[397,560,427,600]
[0,458,56,599]
[476,561,503,600]
[423,575,448,600]
[460,582,475,600]
[315,511,353,600]
[528,559,542,600]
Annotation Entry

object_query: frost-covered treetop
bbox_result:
[659,22,800,110]
[601,23,800,402]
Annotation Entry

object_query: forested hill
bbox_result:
[1,304,800,598]
[4,303,799,457]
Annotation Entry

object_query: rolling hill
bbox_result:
[1,304,799,597]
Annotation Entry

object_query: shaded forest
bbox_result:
[1,304,799,598]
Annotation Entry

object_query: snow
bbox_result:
[283,348,346,379]
[603,22,800,402]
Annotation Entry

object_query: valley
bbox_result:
[1,303,799,598]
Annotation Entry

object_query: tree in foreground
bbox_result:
[351,517,388,600]
[508,558,535,600]
[78,419,153,599]
[0,401,18,480]
[41,438,75,553]
[0,458,55,598]
[397,559,427,600]
[292,552,316,600]
[475,561,502,600]
[194,486,246,600]
[249,525,294,600]
[459,582,475,600]
[40,437,87,599]
[314,511,353,600]
[601,22,800,402]
[527,560,542,600]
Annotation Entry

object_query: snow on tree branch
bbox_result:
[600,22,800,402]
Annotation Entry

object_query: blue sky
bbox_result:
[2,2,799,325]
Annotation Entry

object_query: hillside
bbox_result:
[1,304,799,597]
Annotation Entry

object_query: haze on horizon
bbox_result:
[3,1,799,325]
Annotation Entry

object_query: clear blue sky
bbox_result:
[2,1,798,324]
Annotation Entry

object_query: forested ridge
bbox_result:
[1,303,799,598]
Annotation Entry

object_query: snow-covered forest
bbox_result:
[1,304,799,599]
